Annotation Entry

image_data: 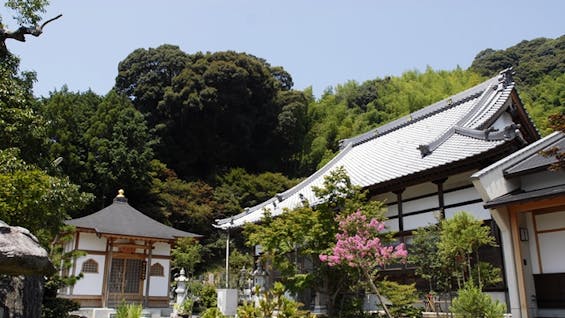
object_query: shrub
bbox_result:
[115,301,143,318]
[200,307,225,318]
[451,283,506,318]
[379,281,422,318]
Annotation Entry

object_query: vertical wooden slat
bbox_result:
[144,241,153,307]
[510,210,529,318]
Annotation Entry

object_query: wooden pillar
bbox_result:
[393,189,405,233]
[144,241,153,308]
[70,231,80,295]
[509,210,529,318]
[102,238,114,308]
[433,178,447,219]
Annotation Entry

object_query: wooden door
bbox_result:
[108,258,144,304]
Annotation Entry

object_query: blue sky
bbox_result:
[7,0,565,98]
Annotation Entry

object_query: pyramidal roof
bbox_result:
[66,190,201,240]
[216,69,539,229]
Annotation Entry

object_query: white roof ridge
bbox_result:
[471,131,563,179]
[340,75,501,149]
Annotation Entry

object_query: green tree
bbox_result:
[0,54,48,166]
[521,73,565,136]
[43,89,156,212]
[144,160,219,235]
[410,222,453,295]
[171,237,203,275]
[42,87,101,194]
[0,148,92,245]
[470,35,565,86]
[116,47,301,178]
[214,168,300,217]
[42,227,85,318]
[438,212,497,290]
[244,167,386,315]
[114,44,189,126]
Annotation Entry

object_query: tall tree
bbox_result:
[42,88,101,192]
[83,90,155,209]
[43,89,156,213]
[158,50,282,177]
[116,47,301,178]
[0,54,48,165]
[114,44,189,126]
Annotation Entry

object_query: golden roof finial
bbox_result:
[117,189,125,197]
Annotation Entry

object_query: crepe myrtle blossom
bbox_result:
[319,209,407,318]
[319,209,407,268]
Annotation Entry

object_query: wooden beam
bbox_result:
[509,210,529,318]
[507,195,565,213]
[113,242,155,250]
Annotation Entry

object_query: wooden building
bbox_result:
[60,190,201,308]
[473,131,565,318]
[215,69,541,314]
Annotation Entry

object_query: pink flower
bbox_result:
[319,209,407,269]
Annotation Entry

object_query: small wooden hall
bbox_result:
[60,190,201,308]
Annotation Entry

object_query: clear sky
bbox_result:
[6,0,565,98]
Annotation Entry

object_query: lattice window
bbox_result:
[81,259,98,273]
[150,263,164,276]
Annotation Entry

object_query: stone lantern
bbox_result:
[174,268,189,312]
[252,259,267,292]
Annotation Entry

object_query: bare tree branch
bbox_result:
[0,14,62,56]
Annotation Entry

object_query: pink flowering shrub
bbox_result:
[319,209,407,268]
[319,209,407,318]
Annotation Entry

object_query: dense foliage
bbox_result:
[1,17,562,315]
[470,35,565,135]
[115,47,308,178]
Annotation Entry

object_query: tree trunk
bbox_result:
[361,267,392,318]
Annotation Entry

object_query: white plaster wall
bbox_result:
[385,219,399,232]
[445,202,491,220]
[403,211,439,231]
[490,111,514,131]
[148,259,170,296]
[521,170,565,192]
[526,213,540,274]
[73,254,105,295]
[535,211,565,231]
[490,207,522,318]
[153,242,170,256]
[444,187,481,205]
[473,167,520,201]
[538,231,565,273]
[534,211,565,274]
[78,233,107,251]
[403,195,437,214]
[385,204,398,218]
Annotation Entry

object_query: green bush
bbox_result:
[115,301,143,318]
[451,283,506,318]
[379,281,422,318]
[198,283,218,310]
[200,307,225,318]
[177,298,193,316]
[236,282,311,318]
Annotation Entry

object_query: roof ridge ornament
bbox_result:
[114,189,128,203]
